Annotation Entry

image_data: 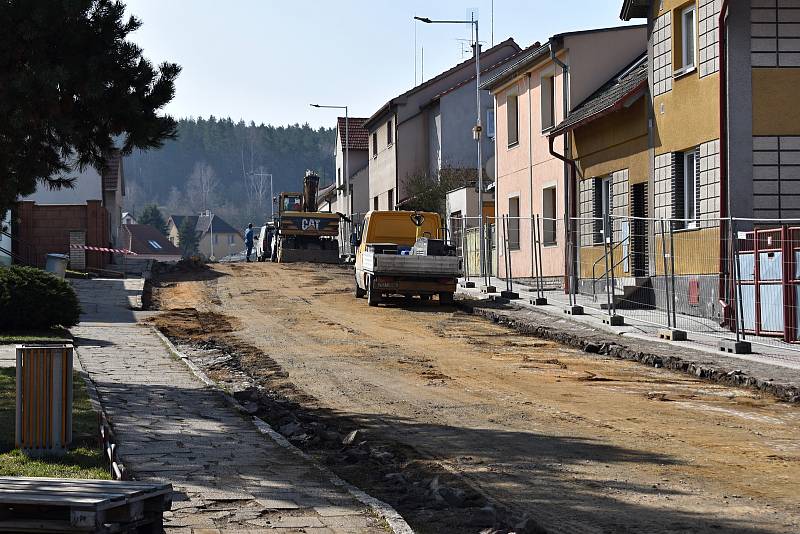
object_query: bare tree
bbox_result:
[187,162,218,212]
[165,186,186,214]
[246,165,271,220]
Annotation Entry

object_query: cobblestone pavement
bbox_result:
[72,280,390,533]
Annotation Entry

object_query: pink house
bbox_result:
[482,26,646,285]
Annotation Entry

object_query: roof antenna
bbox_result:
[421,47,424,83]
[414,15,417,85]
[491,0,495,46]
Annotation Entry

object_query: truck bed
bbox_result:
[362,251,463,277]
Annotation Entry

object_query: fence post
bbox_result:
[669,221,678,329]
[659,219,672,329]
[461,217,475,288]
[602,215,624,325]
[482,220,496,293]
[501,215,519,299]
[532,215,547,305]
[720,218,752,353]
[564,215,583,314]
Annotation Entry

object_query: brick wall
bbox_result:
[698,0,720,77]
[654,153,673,220]
[752,1,800,67]
[699,139,721,227]
[14,200,109,269]
[611,169,630,245]
[752,136,800,218]
[653,12,673,96]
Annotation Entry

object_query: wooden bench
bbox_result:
[0,477,172,533]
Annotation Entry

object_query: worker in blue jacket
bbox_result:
[244,223,254,262]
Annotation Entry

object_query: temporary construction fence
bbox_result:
[455,213,800,354]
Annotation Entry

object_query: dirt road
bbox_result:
[151,261,800,534]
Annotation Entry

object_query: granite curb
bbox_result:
[150,326,414,534]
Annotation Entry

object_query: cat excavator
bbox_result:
[271,171,340,263]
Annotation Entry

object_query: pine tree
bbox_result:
[178,219,199,257]
[0,0,180,214]
[138,205,168,236]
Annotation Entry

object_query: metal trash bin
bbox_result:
[15,345,73,455]
[45,253,69,279]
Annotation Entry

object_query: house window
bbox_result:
[148,240,162,250]
[373,196,379,211]
[593,176,612,244]
[372,132,378,156]
[228,234,235,245]
[387,119,393,146]
[681,4,696,71]
[506,93,519,147]
[541,75,556,130]
[213,233,218,244]
[508,196,520,250]
[486,108,496,139]
[338,167,341,186]
[388,189,394,211]
[542,187,557,245]
[675,149,699,230]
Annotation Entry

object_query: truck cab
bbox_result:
[353,211,462,306]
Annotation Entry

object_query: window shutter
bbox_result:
[593,178,603,244]
[694,146,701,226]
[671,152,684,229]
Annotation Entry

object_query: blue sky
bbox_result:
[125,0,633,127]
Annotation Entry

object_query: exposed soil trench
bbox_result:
[148,261,800,534]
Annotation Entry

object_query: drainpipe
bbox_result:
[550,48,572,291]
[527,72,535,279]
[549,134,580,296]
[719,0,731,321]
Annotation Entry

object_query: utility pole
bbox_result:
[414,14,485,279]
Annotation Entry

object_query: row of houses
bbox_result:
[327,1,800,326]
[1,152,244,270]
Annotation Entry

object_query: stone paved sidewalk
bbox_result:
[72,280,390,533]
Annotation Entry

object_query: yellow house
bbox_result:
[618,0,800,322]
[548,54,650,298]
[167,211,244,259]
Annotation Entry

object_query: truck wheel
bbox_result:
[367,277,381,307]
[355,273,366,298]
[439,292,454,305]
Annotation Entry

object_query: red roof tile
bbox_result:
[337,117,370,151]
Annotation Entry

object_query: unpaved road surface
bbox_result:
[150,261,800,534]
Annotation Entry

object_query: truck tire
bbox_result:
[367,276,381,307]
[439,292,454,305]
[355,273,366,298]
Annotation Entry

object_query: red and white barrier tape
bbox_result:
[69,244,138,255]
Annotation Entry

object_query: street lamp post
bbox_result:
[414,15,485,279]
[310,104,349,219]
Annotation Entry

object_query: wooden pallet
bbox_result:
[0,477,172,533]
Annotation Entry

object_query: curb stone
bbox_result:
[150,326,414,534]
[458,300,800,404]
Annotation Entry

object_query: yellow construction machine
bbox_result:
[271,171,340,263]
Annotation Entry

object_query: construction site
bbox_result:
[145,258,800,534]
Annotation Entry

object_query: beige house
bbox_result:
[482,26,647,283]
[167,211,244,259]
[364,39,523,211]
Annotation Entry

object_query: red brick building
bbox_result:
[12,151,123,270]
